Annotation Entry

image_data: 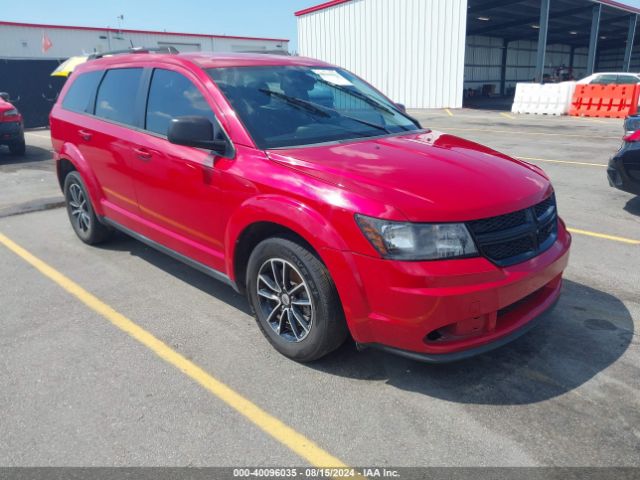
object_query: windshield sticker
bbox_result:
[312,69,354,86]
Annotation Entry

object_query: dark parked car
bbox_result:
[0,92,25,156]
[608,115,640,195]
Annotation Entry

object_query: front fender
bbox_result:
[224,194,351,278]
[58,142,106,216]
[224,195,372,333]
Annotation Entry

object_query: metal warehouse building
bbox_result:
[296,0,640,108]
[0,21,288,127]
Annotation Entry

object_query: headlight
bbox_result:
[3,109,18,117]
[355,214,478,261]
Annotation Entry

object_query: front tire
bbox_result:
[63,171,113,245]
[247,237,348,362]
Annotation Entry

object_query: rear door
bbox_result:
[67,67,145,224]
[126,66,233,272]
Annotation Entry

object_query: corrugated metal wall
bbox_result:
[297,0,468,109]
[598,47,640,72]
[464,36,502,91]
[465,35,588,93]
[0,24,288,59]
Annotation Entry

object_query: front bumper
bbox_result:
[326,220,571,361]
[368,295,559,363]
[0,121,24,145]
[608,143,640,195]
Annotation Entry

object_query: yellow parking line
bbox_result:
[567,228,640,245]
[445,108,453,116]
[429,127,618,140]
[516,156,607,167]
[0,231,350,468]
[500,112,515,120]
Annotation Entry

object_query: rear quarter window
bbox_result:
[95,68,144,126]
[61,70,103,113]
[617,75,640,84]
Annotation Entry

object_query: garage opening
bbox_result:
[464,0,640,110]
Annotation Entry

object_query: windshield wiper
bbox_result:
[315,78,394,114]
[315,78,420,129]
[259,89,390,134]
[259,89,330,118]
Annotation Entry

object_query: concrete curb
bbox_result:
[0,196,65,219]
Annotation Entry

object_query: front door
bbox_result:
[127,67,231,273]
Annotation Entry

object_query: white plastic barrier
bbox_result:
[511,81,576,116]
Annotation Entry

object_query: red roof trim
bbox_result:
[295,0,353,17]
[294,0,640,17]
[595,0,640,14]
[0,20,288,43]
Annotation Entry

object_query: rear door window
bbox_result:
[95,68,144,126]
[590,74,617,85]
[145,68,219,136]
[61,70,103,113]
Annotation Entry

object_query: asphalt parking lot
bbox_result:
[0,110,638,468]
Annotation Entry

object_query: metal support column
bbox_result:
[586,4,601,75]
[500,38,509,95]
[623,14,637,72]
[569,46,575,70]
[535,0,550,83]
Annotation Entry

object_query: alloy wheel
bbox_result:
[256,258,314,342]
[68,183,91,234]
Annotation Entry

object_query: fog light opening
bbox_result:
[425,330,443,342]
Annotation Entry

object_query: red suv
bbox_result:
[50,52,571,362]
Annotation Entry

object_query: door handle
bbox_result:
[134,147,152,160]
[78,129,93,141]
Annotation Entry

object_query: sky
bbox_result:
[0,0,323,52]
[3,0,640,53]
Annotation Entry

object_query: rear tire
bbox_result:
[9,139,25,156]
[63,171,113,245]
[247,237,348,362]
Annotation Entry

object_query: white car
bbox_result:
[577,72,640,85]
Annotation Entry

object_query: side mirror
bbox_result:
[395,103,407,113]
[167,116,228,154]
[0,92,10,102]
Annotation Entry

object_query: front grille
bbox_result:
[534,195,555,218]
[483,235,535,261]
[467,209,528,235]
[467,195,558,267]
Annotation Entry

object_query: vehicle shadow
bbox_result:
[0,145,53,167]
[95,233,633,406]
[623,195,640,217]
[96,231,250,314]
[309,279,634,405]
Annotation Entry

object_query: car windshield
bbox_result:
[208,66,421,149]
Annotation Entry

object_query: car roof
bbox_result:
[589,72,640,76]
[75,52,333,73]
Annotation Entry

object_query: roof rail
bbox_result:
[88,46,179,60]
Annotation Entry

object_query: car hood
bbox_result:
[266,131,553,222]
